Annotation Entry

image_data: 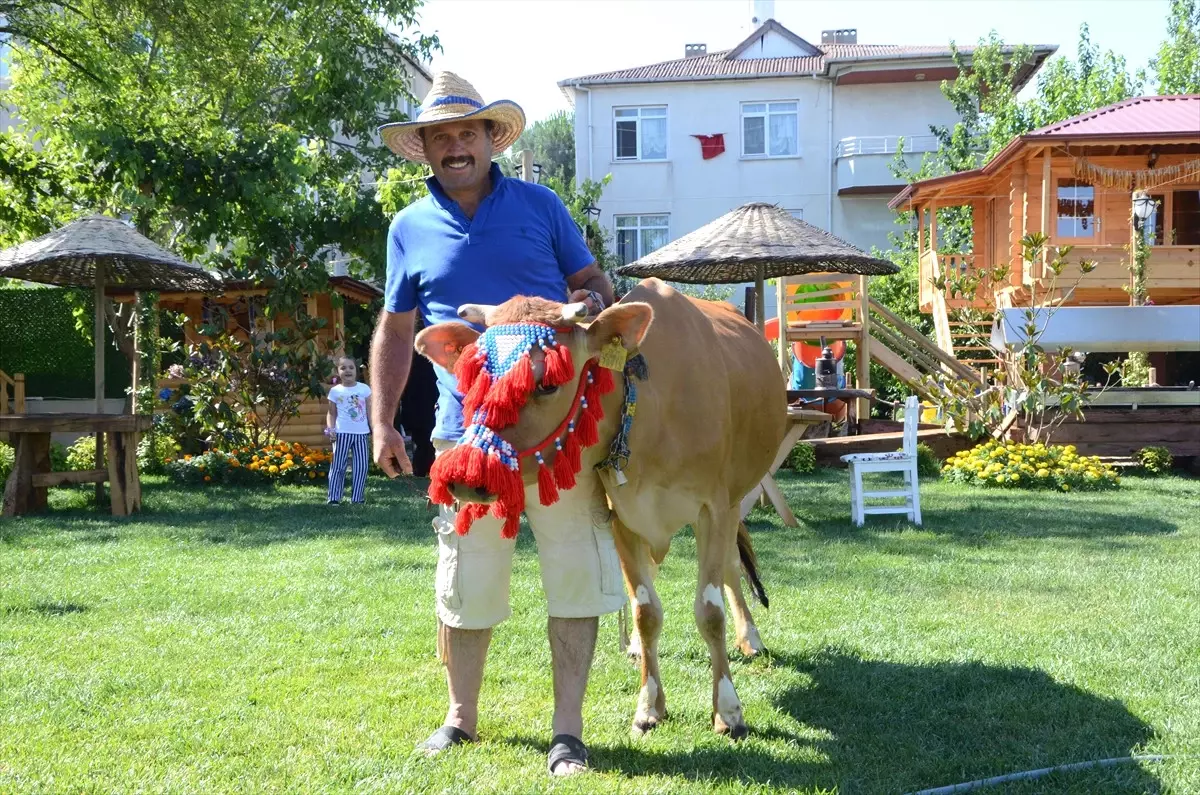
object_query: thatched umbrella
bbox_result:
[615,202,898,334]
[0,215,218,412]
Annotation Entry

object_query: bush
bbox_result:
[50,442,69,472]
[165,441,332,486]
[785,442,816,474]
[1136,446,1173,476]
[0,440,13,484]
[942,441,1119,493]
[138,432,181,475]
[915,442,942,479]
[65,435,105,471]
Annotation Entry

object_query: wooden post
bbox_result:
[94,262,106,503]
[754,265,766,337]
[1009,160,1027,287]
[776,276,788,377]
[521,149,534,183]
[917,204,926,253]
[1041,149,1052,272]
[856,274,871,426]
[14,373,24,413]
[929,201,938,253]
[131,291,141,413]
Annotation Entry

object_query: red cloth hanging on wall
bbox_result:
[692,134,725,160]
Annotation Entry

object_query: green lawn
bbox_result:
[1,470,1197,794]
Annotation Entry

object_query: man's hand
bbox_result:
[374,425,413,477]
[568,289,604,317]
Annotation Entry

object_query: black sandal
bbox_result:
[420,725,474,754]
[547,733,589,775]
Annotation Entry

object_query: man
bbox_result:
[370,72,621,776]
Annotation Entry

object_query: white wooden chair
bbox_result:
[840,394,923,526]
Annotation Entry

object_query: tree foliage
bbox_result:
[505,110,575,186]
[1151,0,1200,93]
[0,0,436,292]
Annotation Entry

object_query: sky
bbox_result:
[411,0,1173,121]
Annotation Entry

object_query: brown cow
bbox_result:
[415,277,786,739]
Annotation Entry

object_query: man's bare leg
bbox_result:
[548,616,598,776]
[439,620,492,740]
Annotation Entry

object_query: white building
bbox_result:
[557,7,1054,307]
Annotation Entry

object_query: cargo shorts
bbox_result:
[431,439,627,629]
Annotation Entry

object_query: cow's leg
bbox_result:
[623,557,657,661]
[725,555,764,658]
[613,518,666,734]
[694,503,748,740]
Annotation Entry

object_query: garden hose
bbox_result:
[906,754,1185,795]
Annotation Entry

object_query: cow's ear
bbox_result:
[415,322,480,370]
[585,302,654,356]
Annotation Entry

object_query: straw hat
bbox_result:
[378,71,526,164]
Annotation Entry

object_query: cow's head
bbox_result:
[415,295,653,538]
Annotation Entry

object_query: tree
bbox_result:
[0,0,437,298]
[505,110,575,186]
[1151,0,1200,93]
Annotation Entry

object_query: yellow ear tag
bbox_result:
[599,336,627,371]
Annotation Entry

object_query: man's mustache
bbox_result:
[441,155,475,169]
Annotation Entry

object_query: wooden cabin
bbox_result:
[890,95,1200,367]
[113,275,382,449]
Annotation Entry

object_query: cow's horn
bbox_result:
[458,304,498,325]
[560,302,589,323]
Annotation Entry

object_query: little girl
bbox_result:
[326,356,372,504]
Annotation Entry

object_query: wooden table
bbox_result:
[787,388,876,435]
[1,414,152,517]
[740,407,831,527]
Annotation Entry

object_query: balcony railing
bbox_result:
[834,134,939,159]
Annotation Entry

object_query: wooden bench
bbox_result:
[0,414,152,517]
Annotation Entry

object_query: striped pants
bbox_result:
[328,432,370,503]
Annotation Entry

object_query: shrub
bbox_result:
[137,432,181,475]
[786,442,816,474]
[65,435,105,471]
[50,442,69,472]
[166,441,332,486]
[942,440,1119,492]
[0,440,13,484]
[1136,446,1173,476]
[915,442,942,479]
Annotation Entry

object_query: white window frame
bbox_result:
[614,214,670,264]
[741,100,800,159]
[1055,179,1098,241]
[613,106,668,162]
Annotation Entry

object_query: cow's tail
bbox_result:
[736,522,769,609]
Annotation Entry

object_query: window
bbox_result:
[1143,194,1165,246]
[1171,189,1200,245]
[615,214,669,264]
[1056,179,1096,238]
[786,209,803,220]
[742,101,798,158]
[614,106,667,161]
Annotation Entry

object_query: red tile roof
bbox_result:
[559,38,1056,88]
[1027,94,1200,138]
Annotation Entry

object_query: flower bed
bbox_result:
[942,441,1119,492]
[165,442,331,486]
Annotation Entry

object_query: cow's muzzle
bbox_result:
[447,482,497,505]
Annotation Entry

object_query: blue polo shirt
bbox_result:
[386,162,595,442]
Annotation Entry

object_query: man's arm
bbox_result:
[369,308,415,476]
[567,262,615,314]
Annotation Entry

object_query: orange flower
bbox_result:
[308,471,316,479]
[184,454,193,461]
[204,475,212,482]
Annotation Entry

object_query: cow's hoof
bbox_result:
[713,714,749,741]
[736,639,764,658]
[632,714,661,736]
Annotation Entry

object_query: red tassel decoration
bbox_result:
[429,447,469,505]
[537,460,558,506]
[576,407,599,447]
[562,430,582,472]
[482,356,533,428]
[553,445,577,491]
[591,364,614,394]
[542,344,574,387]
[465,444,486,486]
[501,511,521,540]
[454,343,483,393]
[463,370,491,417]
[455,502,489,536]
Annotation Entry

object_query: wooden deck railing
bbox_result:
[0,370,25,415]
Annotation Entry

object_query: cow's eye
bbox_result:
[534,384,559,397]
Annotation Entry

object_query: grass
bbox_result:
[1,469,1197,794]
